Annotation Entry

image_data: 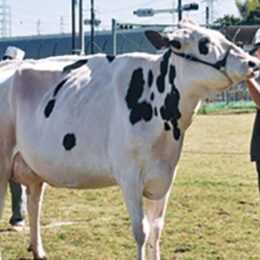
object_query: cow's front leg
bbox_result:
[146,189,171,260]
[26,182,46,260]
[120,169,150,260]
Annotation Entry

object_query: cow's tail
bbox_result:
[0,172,8,218]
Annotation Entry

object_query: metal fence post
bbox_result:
[79,0,85,55]
[71,0,77,54]
[112,19,117,56]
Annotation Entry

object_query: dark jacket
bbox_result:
[251,109,260,161]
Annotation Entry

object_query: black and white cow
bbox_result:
[0,20,259,260]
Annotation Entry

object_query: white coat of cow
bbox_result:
[1,20,260,260]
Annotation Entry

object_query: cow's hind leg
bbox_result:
[10,152,46,258]
[146,189,171,260]
[26,182,46,260]
[120,170,150,260]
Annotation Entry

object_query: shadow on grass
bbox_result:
[0,227,14,233]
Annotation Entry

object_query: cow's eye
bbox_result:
[198,37,210,55]
[169,39,181,50]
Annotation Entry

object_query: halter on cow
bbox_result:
[0,19,259,260]
[171,44,233,82]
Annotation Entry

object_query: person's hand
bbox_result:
[246,78,260,109]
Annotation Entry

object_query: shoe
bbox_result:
[11,220,25,232]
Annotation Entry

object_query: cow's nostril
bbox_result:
[248,61,256,68]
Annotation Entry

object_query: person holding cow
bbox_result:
[245,30,260,194]
[2,46,27,231]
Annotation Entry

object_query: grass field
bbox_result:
[1,114,260,260]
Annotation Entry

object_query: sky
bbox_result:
[6,0,240,37]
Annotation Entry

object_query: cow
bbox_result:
[0,19,260,260]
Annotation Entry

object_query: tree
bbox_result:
[235,0,260,25]
[214,15,241,26]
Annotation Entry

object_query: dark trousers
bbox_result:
[255,162,260,195]
[251,110,260,196]
[9,180,26,225]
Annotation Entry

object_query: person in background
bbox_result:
[2,46,26,231]
[245,31,260,194]
[3,46,25,61]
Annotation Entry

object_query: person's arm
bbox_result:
[246,78,260,109]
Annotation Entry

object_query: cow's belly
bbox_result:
[17,125,113,186]
[16,123,116,189]
[15,146,116,189]
[41,168,116,189]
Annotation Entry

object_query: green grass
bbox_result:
[1,114,260,260]
[198,101,257,115]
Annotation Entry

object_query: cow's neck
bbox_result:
[152,50,202,141]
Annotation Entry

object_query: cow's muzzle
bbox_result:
[246,60,260,78]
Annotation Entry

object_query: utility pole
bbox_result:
[112,19,117,56]
[71,0,77,53]
[205,6,209,28]
[178,0,182,21]
[204,0,215,25]
[90,0,95,54]
[60,16,64,34]
[37,19,41,35]
[0,0,11,38]
[8,5,11,36]
[172,0,176,25]
[79,0,84,55]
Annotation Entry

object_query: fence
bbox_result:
[199,82,258,114]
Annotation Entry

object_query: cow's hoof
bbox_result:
[27,244,47,260]
[27,245,32,252]
[33,256,47,260]
[33,253,47,260]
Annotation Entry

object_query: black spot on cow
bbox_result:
[44,78,69,118]
[164,122,171,131]
[63,133,76,151]
[156,49,171,93]
[148,70,154,87]
[53,78,68,97]
[140,102,153,121]
[44,99,56,118]
[198,37,210,55]
[63,59,88,73]
[106,55,115,63]
[160,65,181,140]
[129,108,142,125]
[169,64,176,84]
[172,119,181,140]
[154,107,158,116]
[170,39,181,50]
[150,92,154,101]
[129,102,153,124]
[125,68,153,125]
[126,68,145,110]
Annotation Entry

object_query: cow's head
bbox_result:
[145,19,260,95]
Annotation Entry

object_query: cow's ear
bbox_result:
[145,30,169,50]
